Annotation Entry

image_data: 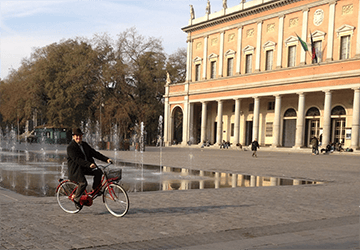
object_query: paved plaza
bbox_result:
[0,145,359,249]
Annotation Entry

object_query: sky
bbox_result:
[0,0,247,80]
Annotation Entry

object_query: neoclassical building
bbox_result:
[164,0,360,149]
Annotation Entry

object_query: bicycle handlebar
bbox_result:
[95,162,113,170]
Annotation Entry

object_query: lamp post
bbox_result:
[100,103,104,144]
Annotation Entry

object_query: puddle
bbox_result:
[0,151,323,197]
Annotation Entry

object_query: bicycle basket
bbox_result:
[106,168,122,181]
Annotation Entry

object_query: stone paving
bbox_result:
[0,145,359,249]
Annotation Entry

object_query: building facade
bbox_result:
[164,0,360,149]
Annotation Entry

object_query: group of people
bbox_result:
[220,140,231,149]
[310,135,347,155]
[320,142,346,153]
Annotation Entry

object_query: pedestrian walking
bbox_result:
[310,136,319,155]
[251,139,260,157]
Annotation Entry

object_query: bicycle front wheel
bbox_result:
[56,181,81,214]
[103,183,129,217]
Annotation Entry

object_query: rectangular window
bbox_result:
[231,123,234,136]
[195,64,201,81]
[265,50,273,71]
[210,61,216,79]
[266,122,273,137]
[288,45,296,67]
[313,40,322,63]
[245,54,252,74]
[227,58,234,76]
[340,35,350,60]
[249,103,254,112]
[267,101,275,110]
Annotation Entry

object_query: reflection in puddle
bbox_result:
[122,165,323,193]
[0,151,323,197]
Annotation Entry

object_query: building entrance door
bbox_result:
[214,122,217,144]
[172,107,183,145]
[282,119,296,147]
[305,119,320,147]
[245,121,253,146]
[332,118,346,144]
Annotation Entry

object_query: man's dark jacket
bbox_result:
[67,140,109,183]
[251,140,260,151]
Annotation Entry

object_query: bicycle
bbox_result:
[56,163,129,217]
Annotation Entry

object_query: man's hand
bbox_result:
[90,163,96,168]
[107,159,113,164]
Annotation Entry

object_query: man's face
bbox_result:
[73,134,82,144]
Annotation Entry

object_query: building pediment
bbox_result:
[225,49,236,56]
[193,56,203,64]
[310,30,326,40]
[336,24,355,37]
[243,45,255,53]
[208,53,218,60]
[263,40,276,50]
[285,36,299,46]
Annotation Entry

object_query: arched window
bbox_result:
[331,106,346,116]
[306,107,320,116]
[284,108,296,117]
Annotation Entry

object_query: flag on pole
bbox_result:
[296,34,308,52]
[310,33,318,63]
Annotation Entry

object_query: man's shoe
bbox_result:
[74,200,83,210]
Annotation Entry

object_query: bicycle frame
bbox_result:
[56,163,129,217]
[56,163,120,205]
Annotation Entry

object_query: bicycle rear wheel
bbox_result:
[56,181,81,214]
[103,183,129,217]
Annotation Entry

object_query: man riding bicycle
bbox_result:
[67,128,112,209]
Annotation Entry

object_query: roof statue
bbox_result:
[190,5,195,19]
[206,0,211,15]
[166,71,172,85]
[223,0,227,9]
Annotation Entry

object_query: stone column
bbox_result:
[203,36,208,80]
[252,97,260,141]
[215,172,220,189]
[236,26,243,74]
[300,8,309,65]
[186,37,193,82]
[323,90,332,146]
[238,174,244,187]
[272,95,282,147]
[276,15,284,69]
[163,96,170,146]
[233,98,241,146]
[270,177,277,186]
[170,112,174,145]
[189,103,195,143]
[351,88,360,149]
[255,21,262,72]
[182,96,190,146]
[216,100,223,145]
[293,179,301,185]
[232,174,238,188]
[200,101,208,144]
[294,93,306,148]
[250,175,256,187]
[356,0,360,58]
[218,32,225,77]
[326,1,337,62]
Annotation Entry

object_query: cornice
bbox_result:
[182,0,333,39]
[166,64,360,99]
[182,0,300,33]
